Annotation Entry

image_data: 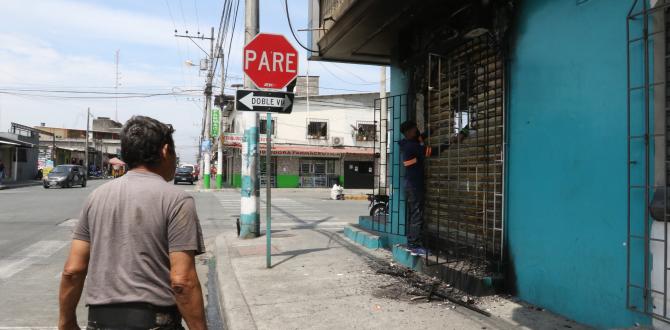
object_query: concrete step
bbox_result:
[343,225,383,249]
[391,244,424,271]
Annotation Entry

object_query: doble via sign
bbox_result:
[236,89,294,114]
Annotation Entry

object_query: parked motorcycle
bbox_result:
[367,194,389,217]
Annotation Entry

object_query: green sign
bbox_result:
[211,107,221,137]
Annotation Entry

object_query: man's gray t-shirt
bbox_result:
[73,170,205,307]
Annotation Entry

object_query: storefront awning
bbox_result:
[224,143,373,157]
[0,137,34,147]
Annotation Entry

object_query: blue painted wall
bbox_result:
[507,0,649,328]
[389,54,409,237]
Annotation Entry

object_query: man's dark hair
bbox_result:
[121,116,175,169]
[400,120,417,135]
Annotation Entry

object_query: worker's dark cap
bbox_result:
[400,120,417,134]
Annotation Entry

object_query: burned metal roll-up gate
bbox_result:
[424,35,505,274]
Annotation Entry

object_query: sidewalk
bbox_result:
[0,180,42,190]
[214,227,590,330]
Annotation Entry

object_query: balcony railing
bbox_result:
[319,0,356,29]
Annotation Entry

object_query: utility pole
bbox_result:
[176,27,216,189]
[85,107,90,175]
[203,26,215,189]
[216,61,225,189]
[240,0,260,238]
[379,67,387,195]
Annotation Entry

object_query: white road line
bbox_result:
[0,240,68,280]
[0,327,59,329]
[57,219,78,227]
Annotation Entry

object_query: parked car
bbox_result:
[44,165,87,188]
[174,166,195,185]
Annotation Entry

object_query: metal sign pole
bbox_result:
[266,112,272,268]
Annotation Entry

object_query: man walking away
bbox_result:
[399,120,466,255]
[58,116,206,330]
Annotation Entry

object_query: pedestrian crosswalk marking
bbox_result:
[0,240,68,280]
[213,193,350,229]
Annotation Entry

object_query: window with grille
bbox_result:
[299,159,335,174]
[355,122,376,141]
[307,120,328,139]
[259,118,276,135]
[300,163,311,174]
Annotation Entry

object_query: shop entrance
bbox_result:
[343,161,374,189]
[423,34,506,273]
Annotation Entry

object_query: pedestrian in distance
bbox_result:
[0,160,4,185]
[58,115,207,330]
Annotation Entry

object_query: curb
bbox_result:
[0,182,42,190]
[214,233,257,330]
[344,194,368,200]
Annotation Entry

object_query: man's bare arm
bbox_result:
[59,239,90,330]
[170,250,207,330]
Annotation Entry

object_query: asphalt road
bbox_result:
[0,180,368,328]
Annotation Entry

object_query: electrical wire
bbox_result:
[212,0,233,77]
[193,0,200,34]
[284,0,319,53]
[0,88,199,95]
[222,0,241,94]
[0,91,200,100]
[178,0,188,32]
[333,63,376,84]
[318,62,378,86]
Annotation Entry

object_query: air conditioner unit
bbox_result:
[331,136,344,146]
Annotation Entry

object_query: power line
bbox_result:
[164,0,178,31]
[317,62,377,86]
[0,91,200,100]
[193,0,201,34]
[283,0,319,53]
[178,0,188,32]
[333,63,376,84]
[222,0,241,96]
[0,88,202,95]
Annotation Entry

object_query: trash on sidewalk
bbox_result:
[330,184,344,200]
[369,260,492,317]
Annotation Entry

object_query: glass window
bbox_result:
[314,163,326,174]
[356,122,376,141]
[300,163,311,174]
[326,159,335,174]
[259,118,276,135]
[307,121,328,139]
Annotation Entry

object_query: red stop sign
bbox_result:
[243,33,299,90]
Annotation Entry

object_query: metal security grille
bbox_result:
[626,0,670,323]
[371,94,408,235]
[424,35,505,273]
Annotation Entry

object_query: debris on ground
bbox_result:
[368,261,491,316]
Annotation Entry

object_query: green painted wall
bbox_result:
[277,175,299,188]
[232,174,241,188]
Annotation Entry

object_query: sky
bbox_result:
[0,0,382,163]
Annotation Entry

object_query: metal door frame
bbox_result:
[626,0,670,323]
